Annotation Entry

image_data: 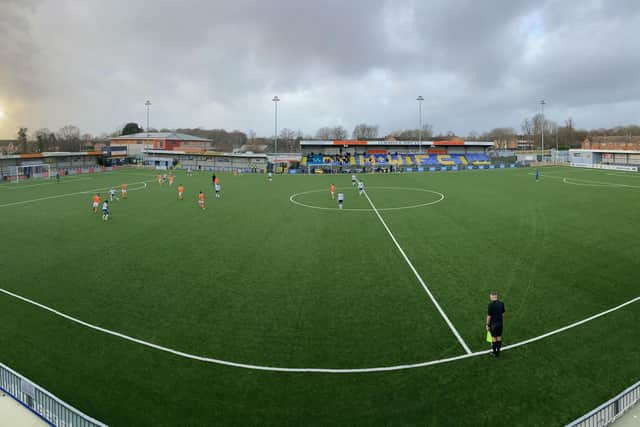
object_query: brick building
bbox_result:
[110,132,212,158]
[582,136,640,151]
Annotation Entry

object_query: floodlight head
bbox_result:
[272,96,280,102]
[416,96,424,101]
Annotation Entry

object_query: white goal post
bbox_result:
[10,164,51,183]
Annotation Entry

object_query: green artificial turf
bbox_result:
[0,166,638,426]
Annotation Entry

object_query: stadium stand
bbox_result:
[303,152,491,167]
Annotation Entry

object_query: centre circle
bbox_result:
[289,186,445,211]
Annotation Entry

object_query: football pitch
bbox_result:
[0,166,639,426]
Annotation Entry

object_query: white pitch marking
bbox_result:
[562,177,640,189]
[605,173,640,178]
[527,173,563,179]
[105,171,158,179]
[0,181,149,208]
[0,177,93,190]
[289,187,445,212]
[359,184,472,354]
[501,295,640,351]
[528,173,640,188]
[0,288,637,373]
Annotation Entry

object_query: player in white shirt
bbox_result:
[267,171,273,182]
[109,187,118,201]
[215,183,221,198]
[351,174,357,186]
[358,181,364,196]
[102,200,110,221]
[337,191,344,209]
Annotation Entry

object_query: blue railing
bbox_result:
[566,380,640,426]
[0,361,106,427]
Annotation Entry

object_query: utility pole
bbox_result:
[145,100,151,136]
[416,96,424,153]
[272,96,280,155]
[540,100,546,162]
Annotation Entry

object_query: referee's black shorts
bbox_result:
[490,322,503,337]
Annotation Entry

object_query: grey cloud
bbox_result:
[0,0,638,138]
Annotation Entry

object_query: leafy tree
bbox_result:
[122,122,144,135]
[34,128,56,152]
[174,128,248,152]
[17,127,28,153]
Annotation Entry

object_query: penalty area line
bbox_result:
[0,288,637,373]
[0,176,93,190]
[0,181,150,208]
[360,185,472,354]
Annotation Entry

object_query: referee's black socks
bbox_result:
[496,341,502,356]
[491,342,497,355]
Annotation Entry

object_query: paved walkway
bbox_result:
[613,402,640,426]
[0,391,47,427]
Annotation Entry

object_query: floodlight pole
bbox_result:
[417,96,424,153]
[540,100,546,162]
[272,96,280,155]
[145,100,151,136]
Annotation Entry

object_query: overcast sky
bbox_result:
[1,0,639,139]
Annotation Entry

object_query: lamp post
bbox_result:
[540,99,546,162]
[272,96,280,155]
[416,96,424,153]
[145,100,151,136]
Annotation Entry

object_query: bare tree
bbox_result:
[278,128,297,151]
[489,127,516,149]
[421,124,434,139]
[279,128,296,141]
[81,133,94,151]
[315,127,333,139]
[57,125,81,151]
[564,117,574,147]
[521,118,533,148]
[332,126,348,139]
[530,113,557,148]
[314,126,348,140]
[58,125,80,141]
[390,124,433,140]
[352,123,379,139]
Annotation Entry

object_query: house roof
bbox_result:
[586,136,640,144]
[570,148,640,154]
[142,149,268,158]
[111,132,211,142]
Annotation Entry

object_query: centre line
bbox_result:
[360,184,472,354]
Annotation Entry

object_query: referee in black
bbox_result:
[486,291,505,358]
